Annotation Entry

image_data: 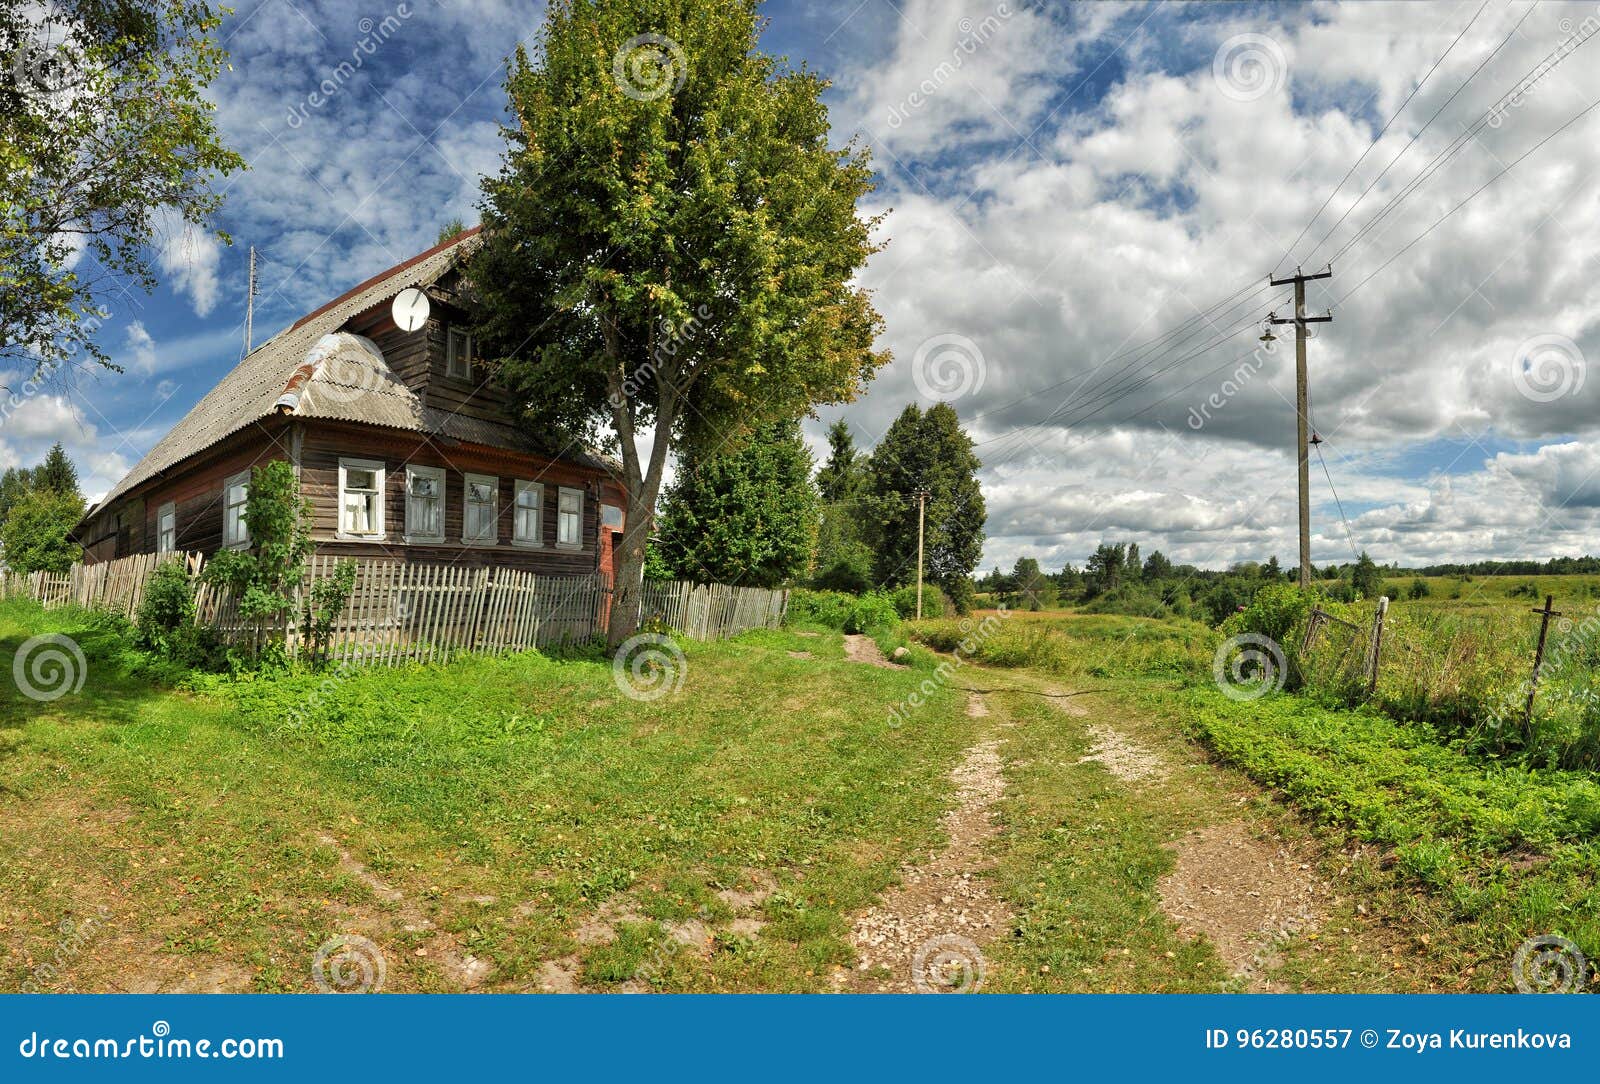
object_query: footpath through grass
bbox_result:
[0,600,974,992]
[911,607,1600,990]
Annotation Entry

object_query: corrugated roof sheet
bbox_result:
[95,229,607,510]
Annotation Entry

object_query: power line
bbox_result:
[1275,0,1493,274]
[962,274,1276,429]
[973,298,1289,450]
[1326,15,1600,268]
[1304,0,1540,264]
[1333,86,1600,308]
[1314,438,1363,561]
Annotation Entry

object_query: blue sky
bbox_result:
[19,0,1600,570]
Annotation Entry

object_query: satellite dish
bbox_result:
[392,287,430,332]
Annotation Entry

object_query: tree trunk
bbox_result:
[605,491,654,647]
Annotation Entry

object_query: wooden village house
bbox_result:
[77,229,629,580]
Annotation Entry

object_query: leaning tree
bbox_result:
[473,0,886,645]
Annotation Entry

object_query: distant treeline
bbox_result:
[1408,556,1600,577]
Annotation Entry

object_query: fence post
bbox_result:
[1366,596,1389,696]
[1523,595,1563,729]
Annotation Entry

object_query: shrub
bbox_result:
[136,559,196,650]
[1407,578,1430,600]
[783,588,900,634]
[785,589,855,629]
[844,592,899,634]
[888,583,948,620]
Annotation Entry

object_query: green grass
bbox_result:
[913,609,1212,681]
[0,600,975,993]
[1182,685,1600,986]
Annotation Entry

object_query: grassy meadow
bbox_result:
[0,598,978,993]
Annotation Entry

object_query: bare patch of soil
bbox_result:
[1158,822,1330,990]
[837,712,1012,993]
[787,650,814,659]
[534,869,778,992]
[1076,724,1166,783]
[965,694,990,718]
[842,634,897,668]
[316,832,492,989]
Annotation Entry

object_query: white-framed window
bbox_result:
[405,465,445,544]
[557,486,584,548]
[223,470,250,548]
[600,503,624,531]
[446,326,473,380]
[513,480,543,546]
[337,458,386,539]
[156,502,176,554]
[463,473,498,544]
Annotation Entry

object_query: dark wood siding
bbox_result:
[83,422,292,563]
[297,419,612,576]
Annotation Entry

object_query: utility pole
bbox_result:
[243,246,258,357]
[914,488,930,620]
[1269,266,1333,589]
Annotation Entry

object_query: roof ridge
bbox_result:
[290,225,482,333]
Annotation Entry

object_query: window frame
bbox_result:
[512,480,544,547]
[462,472,499,546]
[446,326,473,381]
[403,465,446,545]
[556,486,584,550]
[222,470,250,549]
[336,457,387,541]
[156,501,177,554]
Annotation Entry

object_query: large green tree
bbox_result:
[474,0,886,643]
[2,0,244,376]
[32,441,79,497]
[655,418,818,587]
[865,403,985,613]
[811,419,873,591]
[1,486,82,572]
[1012,556,1056,611]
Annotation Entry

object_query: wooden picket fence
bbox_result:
[0,552,205,617]
[638,579,789,641]
[5,551,787,668]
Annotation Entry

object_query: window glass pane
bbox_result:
[410,475,437,498]
[347,469,375,491]
[515,508,538,540]
[516,486,539,509]
[469,481,494,504]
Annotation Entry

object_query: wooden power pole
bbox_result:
[243,245,258,357]
[914,488,930,620]
[1269,267,1332,588]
